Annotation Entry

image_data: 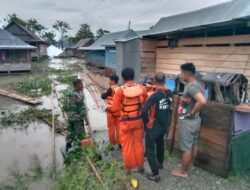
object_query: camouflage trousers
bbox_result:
[66,119,85,146]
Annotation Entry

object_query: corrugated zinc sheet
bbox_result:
[79,30,134,50]
[5,21,46,43]
[105,47,116,68]
[146,0,250,36]
[0,28,36,49]
[70,38,94,49]
[85,50,105,67]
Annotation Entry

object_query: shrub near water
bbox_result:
[0,108,51,127]
[11,77,52,97]
[56,73,77,85]
[54,145,128,190]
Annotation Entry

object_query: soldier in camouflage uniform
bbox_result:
[63,79,87,152]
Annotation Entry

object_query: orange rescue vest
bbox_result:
[107,85,119,117]
[121,84,144,119]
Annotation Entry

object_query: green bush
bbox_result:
[11,77,52,97]
[53,144,128,190]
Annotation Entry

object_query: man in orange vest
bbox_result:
[109,67,147,172]
[142,72,173,182]
[101,75,120,147]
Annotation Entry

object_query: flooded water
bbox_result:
[0,58,108,189]
[49,58,84,70]
[0,122,64,182]
[0,95,65,187]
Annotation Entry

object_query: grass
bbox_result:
[11,76,52,97]
[0,155,43,190]
[28,155,43,180]
[0,108,52,127]
[5,59,80,97]
[56,72,77,85]
[8,69,77,97]
[53,144,129,190]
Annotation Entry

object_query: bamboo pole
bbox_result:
[51,77,57,182]
[86,156,103,183]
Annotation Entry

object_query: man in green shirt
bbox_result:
[63,79,86,152]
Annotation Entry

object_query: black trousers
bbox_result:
[145,129,165,175]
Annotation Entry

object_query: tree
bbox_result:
[3,13,26,27]
[96,28,110,39]
[26,18,47,35]
[42,31,56,45]
[53,20,71,49]
[73,24,94,44]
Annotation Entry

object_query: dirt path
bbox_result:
[134,154,250,190]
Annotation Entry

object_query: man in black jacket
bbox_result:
[142,72,173,182]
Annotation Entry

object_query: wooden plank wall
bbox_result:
[169,100,234,177]
[139,40,157,81]
[155,35,250,81]
[197,102,234,177]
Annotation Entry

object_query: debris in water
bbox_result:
[0,88,41,105]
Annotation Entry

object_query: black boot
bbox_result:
[66,142,72,152]
[146,172,161,182]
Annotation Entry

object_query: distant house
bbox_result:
[65,38,94,57]
[79,29,147,76]
[0,28,36,73]
[116,0,250,82]
[5,21,48,60]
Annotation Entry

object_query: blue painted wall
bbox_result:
[85,50,105,67]
[105,47,116,69]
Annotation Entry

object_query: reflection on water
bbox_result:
[0,121,64,184]
[48,58,83,70]
[0,58,108,188]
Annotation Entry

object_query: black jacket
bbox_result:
[142,88,173,133]
[101,87,112,100]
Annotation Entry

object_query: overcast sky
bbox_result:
[0,0,230,35]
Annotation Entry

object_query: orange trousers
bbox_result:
[119,119,144,170]
[107,112,120,145]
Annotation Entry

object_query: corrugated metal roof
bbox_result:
[79,30,134,50]
[145,0,250,36]
[135,30,151,37]
[0,28,36,49]
[70,38,94,49]
[5,21,47,43]
[116,30,151,42]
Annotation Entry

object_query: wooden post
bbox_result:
[168,95,180,153]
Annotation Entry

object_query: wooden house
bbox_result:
[116,0,250,176]
[65,38,94,57]
[5,21,48,60]
[116,0,250,83]
[79,30,143,76]
[0,28,36,73]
